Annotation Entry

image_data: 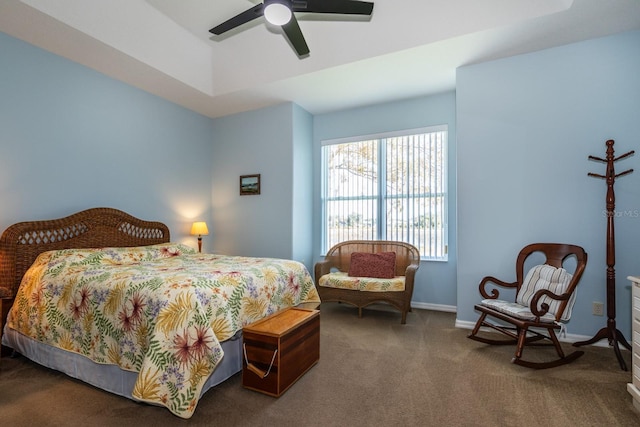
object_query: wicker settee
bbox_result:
[314,240,420,324]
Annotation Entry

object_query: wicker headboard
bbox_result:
[0,207,170,299]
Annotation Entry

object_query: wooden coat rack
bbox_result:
[573,139,634,370]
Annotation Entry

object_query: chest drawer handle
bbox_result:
[243,343,278,379]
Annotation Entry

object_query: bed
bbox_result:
[0,207,320,418]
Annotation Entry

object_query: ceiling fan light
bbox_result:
[264,3,292,26]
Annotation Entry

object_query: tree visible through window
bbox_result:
[321,125,448,260]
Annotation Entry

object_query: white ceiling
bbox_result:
[1,0,639,119]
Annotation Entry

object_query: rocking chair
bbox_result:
[468,243,588,369]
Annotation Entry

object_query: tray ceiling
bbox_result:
[1,0,639,118]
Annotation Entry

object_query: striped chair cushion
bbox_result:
[516,264,575,321]
[480,299,557,323]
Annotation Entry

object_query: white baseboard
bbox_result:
[411,301,457,313]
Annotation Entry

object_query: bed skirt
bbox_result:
[1,325,243,400]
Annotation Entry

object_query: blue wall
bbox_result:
[456,31,640,338]
[0,32,214,246]
[211,103,315,267]
[291,104,314,267]
[313,92,458,308]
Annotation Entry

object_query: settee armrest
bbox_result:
[314,259,335,286]
[402,263,419,293]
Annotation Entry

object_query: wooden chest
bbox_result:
[242,307,320,397]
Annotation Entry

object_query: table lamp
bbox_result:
[190,221,209,253]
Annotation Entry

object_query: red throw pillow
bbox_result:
[348,252,396,279]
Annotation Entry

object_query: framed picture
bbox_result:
[240,174,261,195]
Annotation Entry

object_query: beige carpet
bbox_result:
[1,304,638,426]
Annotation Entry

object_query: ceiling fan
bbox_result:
[209,0,374,57]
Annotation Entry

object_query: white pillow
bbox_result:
[516,264,575,321]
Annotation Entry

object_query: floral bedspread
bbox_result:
[6,243,320,418]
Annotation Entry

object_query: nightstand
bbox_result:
[0,297,13,358]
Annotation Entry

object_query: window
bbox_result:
[321,125,448,260]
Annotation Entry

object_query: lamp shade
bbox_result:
[190,222,209,236]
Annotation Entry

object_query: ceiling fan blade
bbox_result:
[209,4,264,35]
[293,0,374,15]
[281,15,310,57]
